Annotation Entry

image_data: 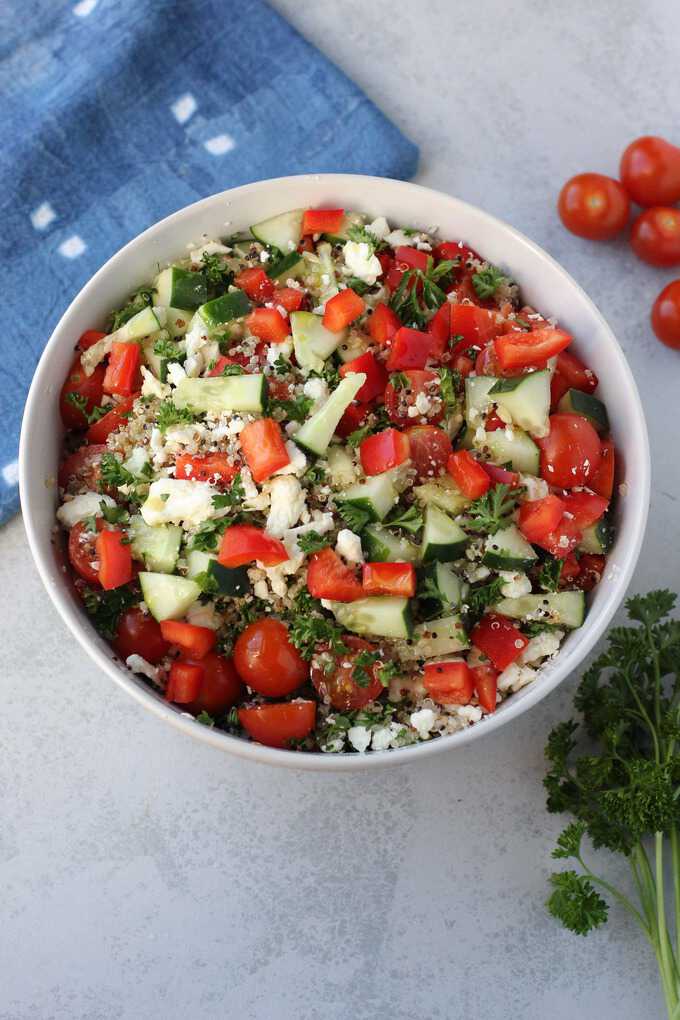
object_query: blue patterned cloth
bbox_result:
[0,0,418,524]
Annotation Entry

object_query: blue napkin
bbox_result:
[0,0,418,524]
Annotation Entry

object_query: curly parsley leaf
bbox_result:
[66,393,110,425]
[270,394,313,423]
[335,500,371,533]
[352,650,380,688]
[156,400,196,433]
[538,556,563,592]
[464,483,520,535]
[347,223,386,251]
[471,264,507,300]
[211,473,245,511]
[287,593,348,660]
[200,252,234,297]
[546,872,608,936]
[385,505,423,535]
[83,585,136,639]
[465,576,505,619]
[153,337,183,360]
[99,453,136,490]
[109,286,153,333]
[219,363,246,377]
[297,531,330,554]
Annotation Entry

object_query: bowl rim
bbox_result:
[19,172,651,771]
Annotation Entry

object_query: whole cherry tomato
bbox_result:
[630,207,680,266]
[651,280,680,349]
[620,136,680,207]
[233,619,308,697]
[68,520,102,583]
[311,636,384,712]
[113,607,170,665]
[558,173,630,240]
[184,652,243,716]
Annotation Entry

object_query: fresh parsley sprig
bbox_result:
[389,257,455,328]
[287,592,348,660]
[66,393,109,425]
[297,531,330,554]
[464,483,521,535]
[83,585,136,639]
[156,400,196,433]
[335,501,371,533]
[270,394,313,423]
[385,505,423,535]
[471,264,507,300]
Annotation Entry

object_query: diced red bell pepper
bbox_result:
[166,661,204,704]
[159,620,216,659]
[471,664,499,713]
[323,288,365,332]
[362,561,416,597]
[86,394,139,443]
[423,660,474,704]
[218,525,289,568]
[301,208,344,235]
[102,342,141,397]
[447,450,491,499]
[385,326,435,371]
[518,495,566,544]
[590,439,616,499]
[235,267,275,303]
[433,241,480,265]
[95,529,133,590]
[493,327,572,373]
[78,329,107,351]
[207,348,265,376]
[479,462,520,488]
[246,307,290,344]
[239,417,290,482]
[238,701,317,748]
[471,613,529,671]
[368,302,401,346]
[273,286,305,312]
[394,245,430,272]
[450,304,506,347]
[307,547,363,602]
[560,492,609,529]
[339,351,388,403]
[335,401,371,438]
[174,452,238,486]
[359,428,410,476]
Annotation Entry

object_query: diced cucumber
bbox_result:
[493,591,586,629]
[153,266,207,310]
[414,476,469,516]
[362,525,420,563]
[165,307,193,337]
[139,572,200,622]
[336,331,370,364]
[198,289,250,329]
[474,428,540,475]
[266,250,305,281]
[579,517,614,554]
[329,596,413,640]
[113,305,161,342]
[291,311,345,372]
[294,374,366,456]
[421,505,468,563]
[322,210,365,243]
[398,614,469,661]
[420,562,467,610]
[142,335,182,382]
[186,549,215,578]
[465,375,496,425]
[129,516,182,573]
[326,445,357,489]
[339,474,398,523]
[558,388,610,435]
[489,371,551,437]
[250,208,303,251]
[482,524,538,571]
[174,374,267,414]
[186,551,252,595]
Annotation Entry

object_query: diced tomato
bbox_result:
[102,342,141,397]
[575,553,606,591]
[423,660,474,705]
[453,354,475,378]
[360,428,410,475]
[484,410,506,432]
[394,245,430,271]
[362,561,416,597]
[539,517,582,559]
[406,425,452,480]
[493,327,571,373]
[450,304,506,348]
[86,394,138,443]
[166,661,204,704]
[59,355,106,429]
[550,349,598,407]
[339,351,388,402]
[471,613,529,671]
[69,519,102,583]
[311,636,383,711]
[174,452,238,486]
[335,400,371,438]
[113,608,170,665]
[246,307,290,344]
[471,664,499,713]
[301,208,344,235]
[235,267,275,303]
[427,302,451,360]
[518,495,566,544]
[447,450,491,499]
[434,241,480,266]
[590,439,616,499]
[96,529,133,590]
[59,444,108,491]
[78,329,107,351]
[323,288,365,332]
[239,417,290,482]
[479,462,520,488]
[384,369,443,428]
[273,286,305,312]
[538,414,601,488]
[474,344,505,377]
[560,552,582,583]
[386,326,435,371]
[369,302,401,346]
[238,701,317,748]
[560,492,608,529]
[218,525,288,568]
[307,547,363,602]
[160,620,216,659]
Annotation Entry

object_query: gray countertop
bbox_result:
[3,1,679,1016]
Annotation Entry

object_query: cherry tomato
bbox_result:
[423,660,474,705]
[306,548,363,603]
[558,173,630,240]
[560,492,609,529]
[233,619,308,697]
[311,636,384,711]
[78,330,107,351]
[359,428,410,476]
[384,369,443,428]
[184,652,243,716]
[238,701,316,749]
[574,554,606,592]
[550,350,598,408]
[405,425,452,481]
[620,136,680,207]
[58,443,108,491]
[651,280,680,349]
[113,607,170,665]
[630,207,680,267]
[537,414,601,488]
[68,520,102,583]
[518,495,566,544]
[59,355,106,429]
[590,439,616,499]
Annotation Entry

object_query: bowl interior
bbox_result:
[19,174,650,770]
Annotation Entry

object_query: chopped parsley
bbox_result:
[272,353,292,376]
[466,576,505,618]
[99,500,129,526]
[471,264,507,300]
[385,505,423,534]
[211,473,245,511]
[347,223,385,251]
[156,399,196,433]
[65,393,109,425]
[538,556,564,593]
[200,252,234,297]
[389,372,409,391]
[82,585,136,639]
[345,277,372,295]
[352,650,380,688]
[465,483,521,535]
[297,530,330,554]
[438,366,461,414]
[153,337,182,360]
[99,453,136,491]
[220,363,245,377]
[335,500,371,533]
[109,286,153,332]
[288,595,348,661]
[196,711,215,728]
[377,660,401,687]
[302,463,327,486]
[270,394,313,423]
[389,257,455,328]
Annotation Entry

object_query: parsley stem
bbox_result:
[671,825,680,965]
[578,854,649,937]
[656,831,680,1010]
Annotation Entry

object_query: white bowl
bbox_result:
[19,174,650,771]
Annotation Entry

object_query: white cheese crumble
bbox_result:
[343,240,382,285]
[335,528,364,564]
[140,365,170,400]
[266,476,306,536]
[347,726,372,753]
[498,570,532,598]
[302,376,329,407]
[410,708,437,739]
[166,361,187,388]
[519,630,564,665]
[186,600,221,630]
[125,655,160,683]
[141,478,218,528]
[266,338,293,365]
[274,441,307,477]
[497,662,538,693]
[365,216,390,241]
[520,474,549,501]
[57,492,116,528]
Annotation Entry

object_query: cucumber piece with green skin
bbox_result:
[421,505,468,563]
[174,374,267,414]
[420,562,467,609]
[153,266,207,310]
[579,517,614,554]
[129,517,182,573]
[482,524,538,571]
[493,591,586,629]
[294,374,366,456]
[291,311,346,372]
[139,572,201,622]
[398,614,469,661]
[186,549,215,578]
[329,596,413,640]
[558,388,610,435]
[339,474,398,522]
[142,335,182,383]
[489,371,551,437]
[362,525,421,563]
[165,307,193,338]
[414,477,469,516]
[186,551,252,595]
[322,211,366,243]
[250,209,304,251]
[266,251,305,281]
[198,289,250,329]
[115,305,162,342]
[473,427,540,475]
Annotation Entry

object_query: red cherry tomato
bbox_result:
[560,492,609,529]
[558,173,630,240]
[238,701,316,749]
[59,355,106,429]
[651,280,680,349]
[620,136,680,207]
[590,439,616,499]
[630,207,680,267]
[183,652,243,716]
[537,414,601,488]
[539,516,583,559]
[234,267,275,303]
[233,619,308,697]
[385,326,437,372]
[273,286,305,313]
[423,660,474,705]
[58,443,108,490]
[471,664,499,714]
[574,554,606,592]
[384,369,443,428]
[102,341,141,397]
[405,425,452,481]
[550,350,597,408]
[78,330,107,351]
[68,520,102,583]
[96,529,133,590]
[113,608,170,665]
[311,636,384,711]
[246,307,290,344]
[306,547,363,603]
[518,495,566,544]
[174,452,238,486]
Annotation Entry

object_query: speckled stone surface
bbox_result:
[4,2,680,1016]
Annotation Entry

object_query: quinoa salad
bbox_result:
[56,205,615,753]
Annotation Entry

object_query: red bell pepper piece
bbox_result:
[560,492,609,529]
[235,267,275,303]
[362,562,416,597]
[95,529,133,590]
[78,329,107,351]
[218,526,288,568]
[273,286,305,312]
[368,302,401,346]
[385,326,435,371]
[307,548,363,602]
[322,288,365,332]
[301,208,344,235]
[493,327,572,373]
[518,495,567,544]
[471,613,529,671]
[246,307,290,344]
[166,661,204,704]
[103,341,141,397]
[239,417,290,482]
[359,428,410,476]
[471,664,499,713]
[423,660,474,704]
[159,620,216,659]
[447,450,491,500]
